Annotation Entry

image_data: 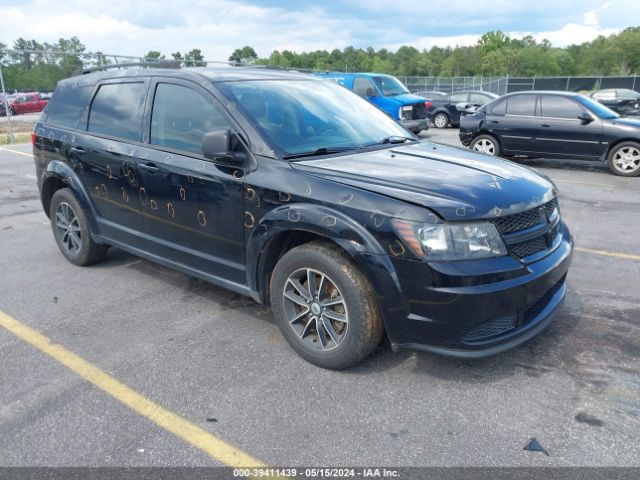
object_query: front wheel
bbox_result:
[470,134,500,156]
[607,142,640,176]
[433,112,449,129]
[270,241,384,370]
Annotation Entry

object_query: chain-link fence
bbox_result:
[399,75,640,96]
[5,49,640,144]
[0,49,229,144]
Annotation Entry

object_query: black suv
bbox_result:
[33,66,573,369]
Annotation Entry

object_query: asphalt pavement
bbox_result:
[0,136,638,468]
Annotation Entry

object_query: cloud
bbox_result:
[0,0,636,60]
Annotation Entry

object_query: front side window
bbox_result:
[540,96,583,119]
[506,95,536,116]
[352,78,376,97]
[217,79,412,157]
[150,83,231,156]
[88,82,146,141]
[372,76,409,96]
[489,98,506,115]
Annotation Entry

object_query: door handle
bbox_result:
[69,146,85,154]
[139,162,160,173]
[490,120,499,124]
[540,123,551,127]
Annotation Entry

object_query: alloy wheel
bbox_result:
[473,138,496,155]
[55,202,82,254]
[612,146,640,174]
[282,268,348,352]
[434,113,448,128]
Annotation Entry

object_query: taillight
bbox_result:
[31,132,36,145]
[425,101,432,108]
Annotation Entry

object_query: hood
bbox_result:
[608,117,640,128]
[293,142,556,221]
[388,93,428,105]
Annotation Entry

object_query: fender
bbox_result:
[41,160,100,233]
[245,203,408,327]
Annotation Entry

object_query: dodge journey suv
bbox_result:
[33,65,573,369]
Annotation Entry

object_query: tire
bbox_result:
[607,141,640,176]
[49,188,108,266]
[270,241,384,370]
[433,112,449,129]
[470,134,500,156]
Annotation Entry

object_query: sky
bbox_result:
[0,0,637,60]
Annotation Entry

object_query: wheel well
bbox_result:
[604,138,640,160]
[257,230,347,305]
[41,177,66,217]
[475,131,500,146]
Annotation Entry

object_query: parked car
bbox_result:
[5,92,48,116]
[34,66,572,369]
[316,72,429,133]
[459,91,640,176]
[590,88,640,116]
[414,90,447,99]
[425,90,499,128]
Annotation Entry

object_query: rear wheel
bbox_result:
[433,112,449,129]
[470,134,500,156]
[49,188,108,266]
[270,241,383,370]
[607,142,640,176]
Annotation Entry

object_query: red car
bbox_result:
[6,92,48,116]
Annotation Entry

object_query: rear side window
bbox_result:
[449,93,468,103]
[150,83,231,156]
[45,85,93,129]
[506,95,536,116]
[469,93,492,105]
[88,82,146,141]
[540,95,583,119]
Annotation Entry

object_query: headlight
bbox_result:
[392,219,508,261]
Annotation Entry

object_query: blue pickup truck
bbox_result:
[316,72,429,133]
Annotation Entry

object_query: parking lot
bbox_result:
[0,135,639,468]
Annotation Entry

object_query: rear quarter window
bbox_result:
[88,82,147,141]
[44,84,94,129]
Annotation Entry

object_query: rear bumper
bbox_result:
[401,119,428,132]
[381,223,573,358]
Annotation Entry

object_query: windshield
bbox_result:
[217,79,413,157]
[372,76,410,96]
[576,95,619,119]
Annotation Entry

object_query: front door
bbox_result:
[535,94,603,159]
[136,79,246,284]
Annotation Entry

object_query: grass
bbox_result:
[0,134,31,145]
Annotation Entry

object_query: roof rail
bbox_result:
[72,60,181,76]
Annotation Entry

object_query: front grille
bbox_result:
[463,313,517,341]
[511,236,547,258]
[490,198,560,261]
[411,102,427,119]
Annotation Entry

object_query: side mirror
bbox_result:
[456,102,478,114]
[578,111,593,123]
[202,129,247,166]
[365,87,378,97]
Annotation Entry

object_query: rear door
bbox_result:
[79,79,149,249]
[136,78,246,284]
[446,92,469,123]
[486,94,537,154]
[535,95,602,159]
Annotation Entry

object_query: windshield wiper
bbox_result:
[283,146,357,160]
[362,135,415,148]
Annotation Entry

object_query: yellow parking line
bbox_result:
[575,246,640,261]
[0,147,33,158]
[554,179,610,187]
[0,309,266,468]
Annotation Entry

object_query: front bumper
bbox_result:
[401,119,428,132]
[382,222,573,358]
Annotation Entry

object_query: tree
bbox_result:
[184,49,205,67]
[229,46,258,65]
[144,50,165,60]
